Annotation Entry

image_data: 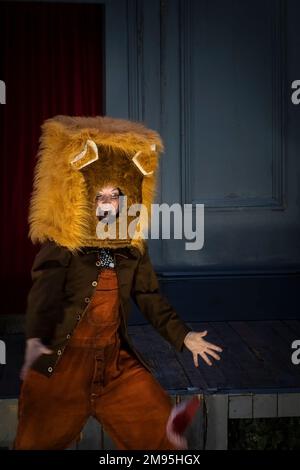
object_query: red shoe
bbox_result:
[166,396,201,449]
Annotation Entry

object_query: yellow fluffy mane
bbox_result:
[28,115,164,255]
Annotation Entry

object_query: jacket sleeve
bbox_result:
[131,245,192,353]
[25,240,71,343]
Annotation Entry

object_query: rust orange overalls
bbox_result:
[13,267,177,450]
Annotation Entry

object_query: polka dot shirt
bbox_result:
[98,248,115,269]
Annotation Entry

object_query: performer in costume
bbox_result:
[13,115,222,450]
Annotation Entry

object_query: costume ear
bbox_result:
[70,139,99,170]
[132,144,156,177]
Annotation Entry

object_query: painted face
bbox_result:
[95,185,120,221]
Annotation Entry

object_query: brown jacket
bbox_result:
[26,240,192,377]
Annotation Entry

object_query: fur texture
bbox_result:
[28,115,164,255]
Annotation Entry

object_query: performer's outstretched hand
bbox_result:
[20,338,53,381]
[183,331,223,367]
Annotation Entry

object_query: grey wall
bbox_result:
[102,0,300,321]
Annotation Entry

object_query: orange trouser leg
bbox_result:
[91,345,178,450]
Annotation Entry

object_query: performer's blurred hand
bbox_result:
[183,331,223,367]
[166,396,201,449]
[20,338,53,381]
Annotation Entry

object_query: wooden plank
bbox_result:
[253,394,277,418]
[269,320,300,373]
[205,394,228,450]
[269,320,299,346]
[128,324,191,391]
[144,323,208,392]
[262,320,300,371]
[207,322,262,389]
[229,322,295,388]
[277,393,300,417]
[129,321,300,394]
[229,394,253,419]
[173,345,209,393]
[284,320,300,338]
[141,324,191,390]
[0,398,18,449]
[246,321,300,387]
[229,393,279,419]
[211,321,274,389]
[194,323,238,390]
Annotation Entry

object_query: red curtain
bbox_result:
[0,1,104,315]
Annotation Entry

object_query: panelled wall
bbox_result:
[103,0,300,321]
